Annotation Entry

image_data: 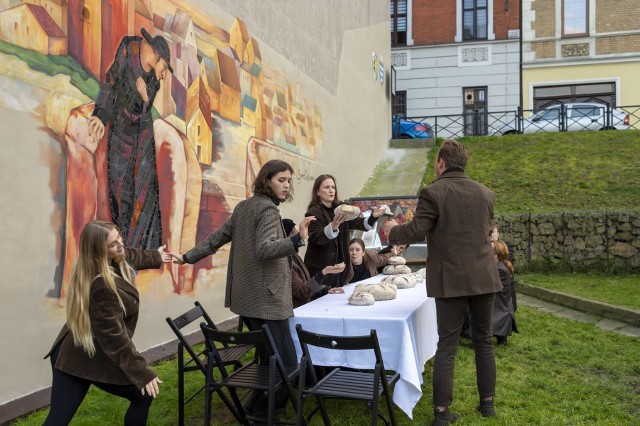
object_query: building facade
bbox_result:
[522,0,640,113]
[391,0,521,136]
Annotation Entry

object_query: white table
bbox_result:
[288,274,438,419]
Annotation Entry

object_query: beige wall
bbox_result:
[0,0,390,416]
[523,61,640,109]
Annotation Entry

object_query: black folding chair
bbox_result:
[165,301,253,426]
[200,323,300,426]
[294,324,400,426]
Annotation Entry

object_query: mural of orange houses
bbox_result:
[186,75,213,166]
[229,17,249,65]
[23,0,68,33]
[0,3,67,55]
[202,56,222,114]
[215,49,241,123]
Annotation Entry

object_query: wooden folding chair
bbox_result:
[294,324,400,426]
[200,323,300,426]
[165,301,252,425]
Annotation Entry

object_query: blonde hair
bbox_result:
[493,240,514,276]
[66,221,135,357]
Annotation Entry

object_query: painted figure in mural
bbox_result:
[171,160,313,416]
[44,221,172,425]
[303,174,388,287]
[88,28,173,249]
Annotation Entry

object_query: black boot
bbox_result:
[432,408,459,425]
[496,335,508,346]
[477,399,496,417]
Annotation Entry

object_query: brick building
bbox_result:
[522,0,640,111]
[391,0,521,137]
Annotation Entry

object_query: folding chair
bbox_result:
[165,301,253,426]
[294,324,400,426]
[200,323,300,426]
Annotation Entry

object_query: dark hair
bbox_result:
[307,174,341,210]
[348,237,366,251]
[252,160,294,201]
[437,139,468,169]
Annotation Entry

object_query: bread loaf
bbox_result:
[355,282,397,301]
[381,274,417,289]
[334,204,361,221]
[416,268,426,280]
[387,256,406,265]
[383,264,412,275]
[349,291,375,306]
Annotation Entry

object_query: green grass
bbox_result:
[0,40,99,99]
[425,131,640,213]
[517,272,640,310]
[14,306,640,425]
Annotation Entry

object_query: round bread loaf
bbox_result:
[355,282,397,300]
[392,274,418,289]
[334,204,361,221]
[349,291,375,306]
[416,268,426,280]
[382,264,412,275]
[409,272,424,283]
[387,256,406,265]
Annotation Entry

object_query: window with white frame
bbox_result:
[391,0,407,46]
[562,0,588,37]
[463,0,487,40]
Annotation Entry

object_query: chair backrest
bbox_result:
[200,323,288,378]
[166,301,217,372]
[295,324,387,371]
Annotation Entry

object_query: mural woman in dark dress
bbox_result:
[88,28,173,249]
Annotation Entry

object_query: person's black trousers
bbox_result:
[433,292,497,407]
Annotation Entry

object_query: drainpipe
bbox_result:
[519,0,523,110]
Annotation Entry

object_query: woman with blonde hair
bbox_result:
[44,220,171,425]
[492,240,518,346]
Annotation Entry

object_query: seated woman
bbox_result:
[492,240,518,346]
[345,238,395,284]
[304,174,387,287]
[282,219,345,308]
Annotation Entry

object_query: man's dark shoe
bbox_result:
[477,399,496,417]
[496,336,508,346]
[431,408,459,425]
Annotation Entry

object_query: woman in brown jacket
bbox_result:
[304,174,387,287]
[44,221,171,425]
[345,238,394,283]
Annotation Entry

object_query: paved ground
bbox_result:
[518,294,640,338]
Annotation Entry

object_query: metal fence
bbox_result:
[395,104,640,139]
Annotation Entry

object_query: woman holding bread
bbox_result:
[304,174,387,286]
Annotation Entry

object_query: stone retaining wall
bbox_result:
[496,210,640,271]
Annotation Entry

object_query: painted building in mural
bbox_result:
[391,0,521,136]
[0,0,391,420]
[522,0,640,113]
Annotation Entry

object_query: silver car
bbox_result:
[493,103,630,136]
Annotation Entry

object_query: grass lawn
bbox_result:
[14,306,640,425]
[517,272,640,310]
[425,131,640,213]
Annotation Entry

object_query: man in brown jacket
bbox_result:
[389,139,502,425]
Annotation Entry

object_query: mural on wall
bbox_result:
[350,197,418,245]
[0,0,323,305]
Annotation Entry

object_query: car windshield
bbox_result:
[533,107,560,121]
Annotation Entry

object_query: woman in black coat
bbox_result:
[303,174,386,287]
[492,240,518,345]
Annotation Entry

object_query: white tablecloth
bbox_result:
[288,274,438,419]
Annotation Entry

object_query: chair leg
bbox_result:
[384,390,397,426]
[317,395,331,426]
[178,349,185,426]
[203,385,212,426]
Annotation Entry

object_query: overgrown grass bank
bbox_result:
[425,131,640,213]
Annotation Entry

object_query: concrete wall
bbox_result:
[496,211,640,271]
[0,0,390,418]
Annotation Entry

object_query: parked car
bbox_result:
[392,115,434,139]
[492,103,630,136]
